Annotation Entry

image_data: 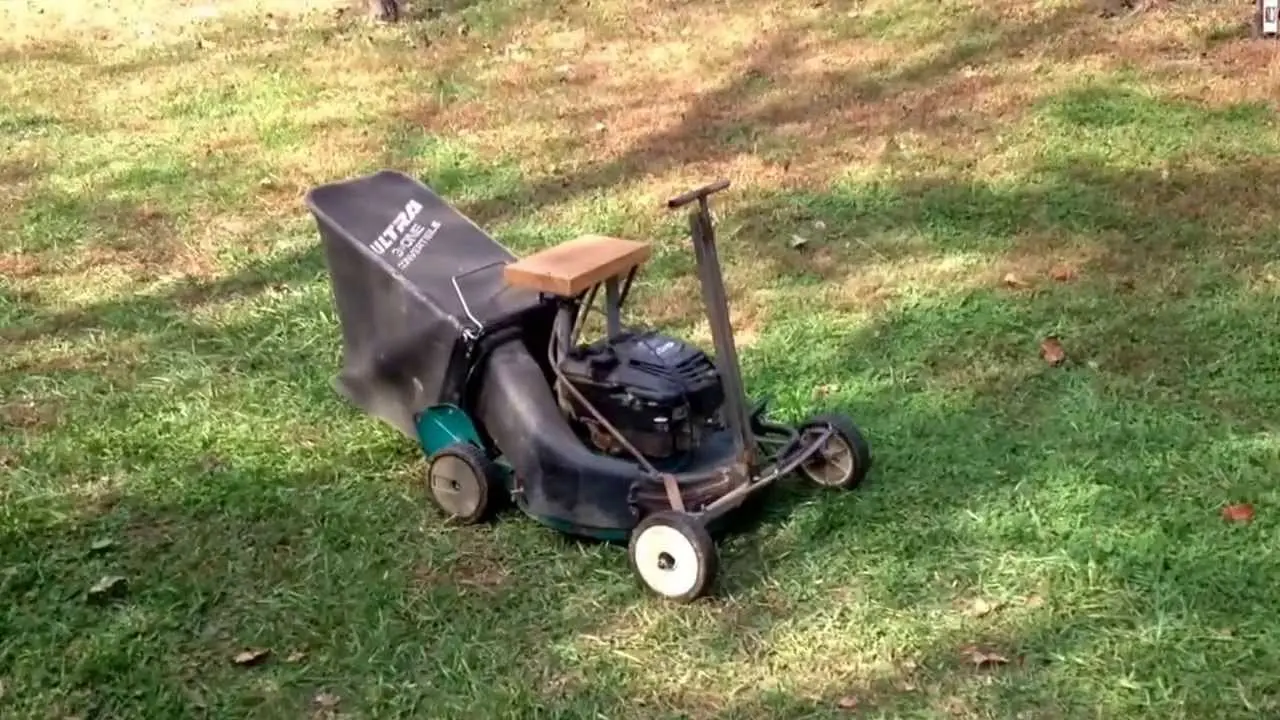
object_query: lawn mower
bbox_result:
[304,170,872,602]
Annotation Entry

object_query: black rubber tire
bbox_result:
[424,442,498,524]
[795,412,872,490]
[627,511,718,603]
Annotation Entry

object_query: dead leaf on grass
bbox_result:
[87,575,127,601]
[232,648,271,666]
[960,645,1011,668]
[1040,337,1067,366]
[1222,503,1255,524]
[314,691,341,708]
[836,695,860,711]
[90,538,116,553]
[287,650,307,663]
[964,597,1005,617]
[1049,265,1078,282]
[790,234,810,249]
[1023,593,1046,608]
[1002,272,1030,289]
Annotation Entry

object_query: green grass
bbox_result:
[4,0,1280,717]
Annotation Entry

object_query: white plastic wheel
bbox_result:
[627,511,718,603]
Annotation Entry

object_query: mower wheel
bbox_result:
[628,511,718,603]
[796,413,872,490]
[424,442,498,524]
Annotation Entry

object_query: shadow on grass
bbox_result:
[6,280,1278,717]
[431,1,1104,230]
[721,153,1280,287]
[4,15,1280,703]
[5,136,1280,716]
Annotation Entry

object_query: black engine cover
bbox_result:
[558,330,724,459]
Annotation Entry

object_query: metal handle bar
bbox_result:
[666,179,731,209]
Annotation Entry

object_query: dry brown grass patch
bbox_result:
[412,530,512,593]
[394,0,1126,214]
[0,398,61,432]
[0,0,351,49]
[631,265,778,349]
[0,253,44,279]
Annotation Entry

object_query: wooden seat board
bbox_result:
[503,234,651,296]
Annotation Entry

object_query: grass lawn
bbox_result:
[4,0,1280,717]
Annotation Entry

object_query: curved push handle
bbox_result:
[666,179,731,209]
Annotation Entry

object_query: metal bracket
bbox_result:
[661,473,686,513]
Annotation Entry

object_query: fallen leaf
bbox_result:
[961,645,1010,668]
[1222,503,1255,524]
[1049,264,1077,282]
[90,538,116,553]
[1002,272,1029,289]
[790,234,809,249]
[287,650,307,663]
[232,648,271,666]
[1040,337,1066,366]
[314,692,341,708]
[965,597,1005,617]
[1023,594,1046,609]
[836,695,859,711]
[87,575,127,601]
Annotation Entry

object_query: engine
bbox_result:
[556,330,724,459]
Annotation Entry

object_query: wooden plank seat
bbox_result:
[503,234,652,297]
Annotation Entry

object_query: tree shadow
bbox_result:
[0,40,96,66]
[6,32,1280,709]
[424,1,1102,230]
[7,149,1280,715]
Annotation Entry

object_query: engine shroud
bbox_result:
[557,330,724,459]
